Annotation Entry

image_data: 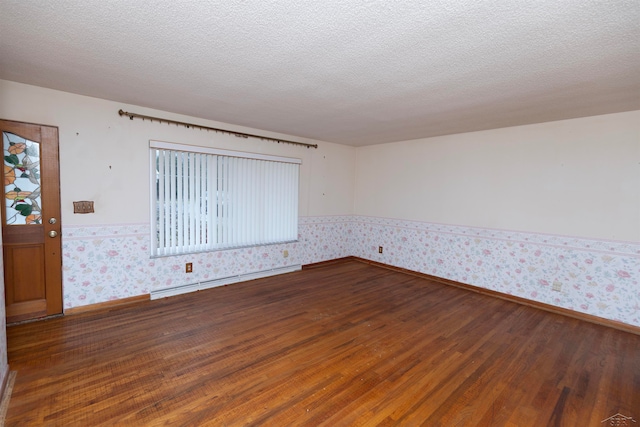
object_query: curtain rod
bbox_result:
[118,109,318,149]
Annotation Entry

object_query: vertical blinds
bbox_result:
[150,141,300,256]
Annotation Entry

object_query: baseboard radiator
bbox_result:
[150,264,302,300]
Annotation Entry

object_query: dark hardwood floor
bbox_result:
[6,259,639,426]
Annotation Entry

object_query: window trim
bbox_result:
[150,140,302,164]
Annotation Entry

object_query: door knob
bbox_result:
[49,230,58,238]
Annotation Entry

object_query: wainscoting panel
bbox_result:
[298,215,354,262]
[63,224,302,309]
[350,216,640,327]
[61,216,639,327]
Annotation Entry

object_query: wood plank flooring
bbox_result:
[6,259,640,426]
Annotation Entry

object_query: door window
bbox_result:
[3,131,42,225]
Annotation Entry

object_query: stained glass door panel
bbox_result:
[3,131,43,225]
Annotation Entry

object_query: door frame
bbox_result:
[1,119,62,323]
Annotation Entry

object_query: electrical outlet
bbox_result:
[552,281,562,292]
[186,262,193,273]
[378,246,383,254]
[283,250,289,258]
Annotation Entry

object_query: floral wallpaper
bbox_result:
[63,224,303,308]
[61,216,640,327]
[298,216,353,263]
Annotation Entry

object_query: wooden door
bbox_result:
[1,119,62,323]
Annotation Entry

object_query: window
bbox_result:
[150,141,300,256]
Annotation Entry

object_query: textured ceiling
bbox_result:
[1,1,639,146]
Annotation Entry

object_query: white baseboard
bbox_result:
[150,264,302,300]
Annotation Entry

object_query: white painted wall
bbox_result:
[0,79,356,226]
[354,111,640,242]
[1,79,638,328]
